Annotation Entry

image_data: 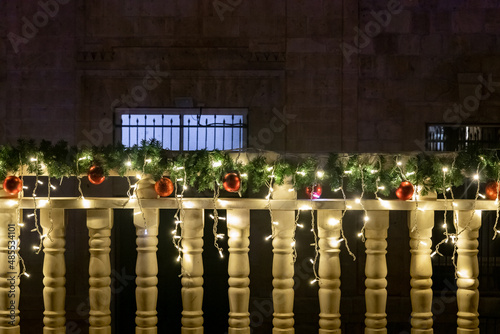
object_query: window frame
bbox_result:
[114,107,248,151]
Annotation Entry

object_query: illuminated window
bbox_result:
[115,108,247,151]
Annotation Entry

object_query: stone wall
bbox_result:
[2,1,500,333]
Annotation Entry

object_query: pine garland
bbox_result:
[0,139,499,197]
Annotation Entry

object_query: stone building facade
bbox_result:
[2,0,500,333]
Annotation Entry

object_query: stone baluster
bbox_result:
[87,209,113,334]
[41,208,66,334]
[317,210,342,334]
[181,209,204,334]
[408,209,434,333]
[364,211,389,334]
[134,207,159,334]
[272,210,295,334]
[456,210,481,334]
[0,210,20,334]
[227,209,250,334]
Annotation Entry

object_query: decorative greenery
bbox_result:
[0,139,499,197]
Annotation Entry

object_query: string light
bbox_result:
[316,171,324,178]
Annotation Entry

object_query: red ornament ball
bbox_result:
[155,177,174,197]
[223,173,241,193]
[306,184,322,199]
[3,176,23,195]
[87,165,105,185]
[396,181,414,201]
[485,181,499,200]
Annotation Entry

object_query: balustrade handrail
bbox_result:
[0,197,497,210]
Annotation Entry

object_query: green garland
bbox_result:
[0,139,499,196]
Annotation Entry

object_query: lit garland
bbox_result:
[2,140,500,277]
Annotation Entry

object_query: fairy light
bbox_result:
[370,170,378,174]
[344,170,352,174]
[37,180,43,185]
[240,173,248,177]
[266,166,273,171]
[310,279,318,285]
[296,171,306,176]
[406,171,415,176]
[364,216,369,222]
[265,234,273,241]
[272,221,279,225]
[377,186,385,190]
[316,171,324,178]
[145,158,152,163]
[125,161,132,167]
[473,174,479,180]
[397,161,402,166]
[355,198,361,204]
[297,223,304,228]
[478,193,486,199]
[442,167,448,173]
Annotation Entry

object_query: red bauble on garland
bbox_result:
[396,181,414,201]
[306,184,322,199]
[87,165,105,185]
[155,177,174,197]
[3,176,23,195]
[485,181,499,200]
[223,173,241,193]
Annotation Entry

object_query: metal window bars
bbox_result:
[426,124,500,151]
[116,112,247,151]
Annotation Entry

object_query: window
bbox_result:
[114,108,247,151]
[426,124,500,151]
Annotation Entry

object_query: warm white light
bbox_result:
[299,205,312,211]
[420,241,428,246]
[442,167,448,173]
[136,174,142,180]
[30,157,37,162]
[442,223,447,228]
[475,210,482,216]
[334,187,342,192]
[288,188,295,192]
[174,166,184,171]
[78,156,89,161]
[316,171,324,178]
[297,223,304,228]
[175,220,182,224]
[265,235,273,240]
[371,170,378,174]
[18,223,25,227]
[37,180,44,185]
[125,161,132,167]
[309,258,314,264]
[177,255,181,262]
[219,250,224,258]
[267,166,273,171]
[33,246,40,250]
[240,173,248,177]
[183,185,188,190]
[296,171,306,176]
[310,279,318,285]
[364,216,369,222]
[453,202,458,207]
[346,205,353,209]
[355,198,361,204]
[430,251,437,257]
[291,241,296,247]
[397,161,402,166]
[50,184,56,190]
[478,193,486,199]
[145,158,152,163]
[39,200,49,207]
[406,171,415,176]
[272,221,279,225]
[357,232,363,237]
[473,174,479,180]
[344,170,352,174]
[328,218,340,226]
[216,234,225,239]
[174,236,181,239]
[177,178,184,182]
[377,186,385,190]
[23,186,28,189]
[23,272,30,278]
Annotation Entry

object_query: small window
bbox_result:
[426,124,500,151]
[115,108,248,151]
